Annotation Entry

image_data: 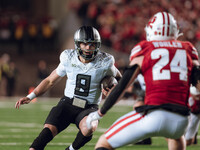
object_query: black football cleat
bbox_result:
[65,146,70,150]
[194,132,198,144]
[135,138,152,145]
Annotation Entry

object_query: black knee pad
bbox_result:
[30,127,53,150]
[72,131,93,149]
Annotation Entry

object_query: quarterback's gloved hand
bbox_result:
[86,111,102,129]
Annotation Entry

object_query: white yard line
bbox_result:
[0,122,41,128]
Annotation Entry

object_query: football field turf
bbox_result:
[0,97,199,150]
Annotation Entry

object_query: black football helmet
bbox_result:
[74,26,101,60]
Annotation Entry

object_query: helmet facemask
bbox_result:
[75,41,100,60]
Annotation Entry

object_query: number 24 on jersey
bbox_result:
[151,48,187,81]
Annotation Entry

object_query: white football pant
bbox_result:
[185,113,200,140]
[105,109,189,148]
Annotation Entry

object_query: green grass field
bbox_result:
[0,97,199,150]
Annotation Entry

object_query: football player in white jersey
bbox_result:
[86,12,200,150]
[15,26,121,150]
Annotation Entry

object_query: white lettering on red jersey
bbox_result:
[130,40,199,106]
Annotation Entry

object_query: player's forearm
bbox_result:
[25,79,52,100]
[100,64,140,115]
[33,79,53,96]
[100,83,126,115]
[32,70,62,98]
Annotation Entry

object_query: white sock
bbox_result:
[69,145,75,150]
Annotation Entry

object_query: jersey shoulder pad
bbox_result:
[188,42,198,56]
[130,41,147,61]
[182,41,197,51]
[59,49,76,64]
[97,52,115,67]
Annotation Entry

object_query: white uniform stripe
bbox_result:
[192,50,198,56]
[130,45,142,57]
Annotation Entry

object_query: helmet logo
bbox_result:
[145,12,179,41]
[148,16,157,29]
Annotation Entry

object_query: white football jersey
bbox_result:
[136,74,146,91]
[56,49,118,104]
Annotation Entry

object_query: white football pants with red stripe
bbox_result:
[104,109,188,148]
[185,113,200,140]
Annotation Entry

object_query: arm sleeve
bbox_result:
[191,65,200,86]
[100,64,140,115]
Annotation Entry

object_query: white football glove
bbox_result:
[86,111,102,129]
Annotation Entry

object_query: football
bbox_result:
[101,76,118,90]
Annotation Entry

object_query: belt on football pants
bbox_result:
[61,96,98,109]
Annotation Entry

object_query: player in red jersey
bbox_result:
[185,86,200,145]
[86,12,200,150]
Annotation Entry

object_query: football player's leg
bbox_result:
[68,117,96,150]
[80,115,99,135]
[193,132,198,144]
[30,99,67,150]
[157,110,188,150]
[132,100,152,145]
[96,111,149,149]
[68,107,98,150]
[167,136,186,150]
[30,124,58,150]
[185,113,200,145]
[69,130,93,150]
[95,135,114,150]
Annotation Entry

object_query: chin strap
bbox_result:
[78,48,98,60]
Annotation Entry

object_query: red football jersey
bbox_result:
[188,96,200,114]
[130,40,199,106]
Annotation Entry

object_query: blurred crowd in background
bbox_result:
[0,52,50,96]
[1,0,200,97]
[0,53,18,96]
[71,0,200,54]
[0,13,58,54]
[1,0,200,54]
